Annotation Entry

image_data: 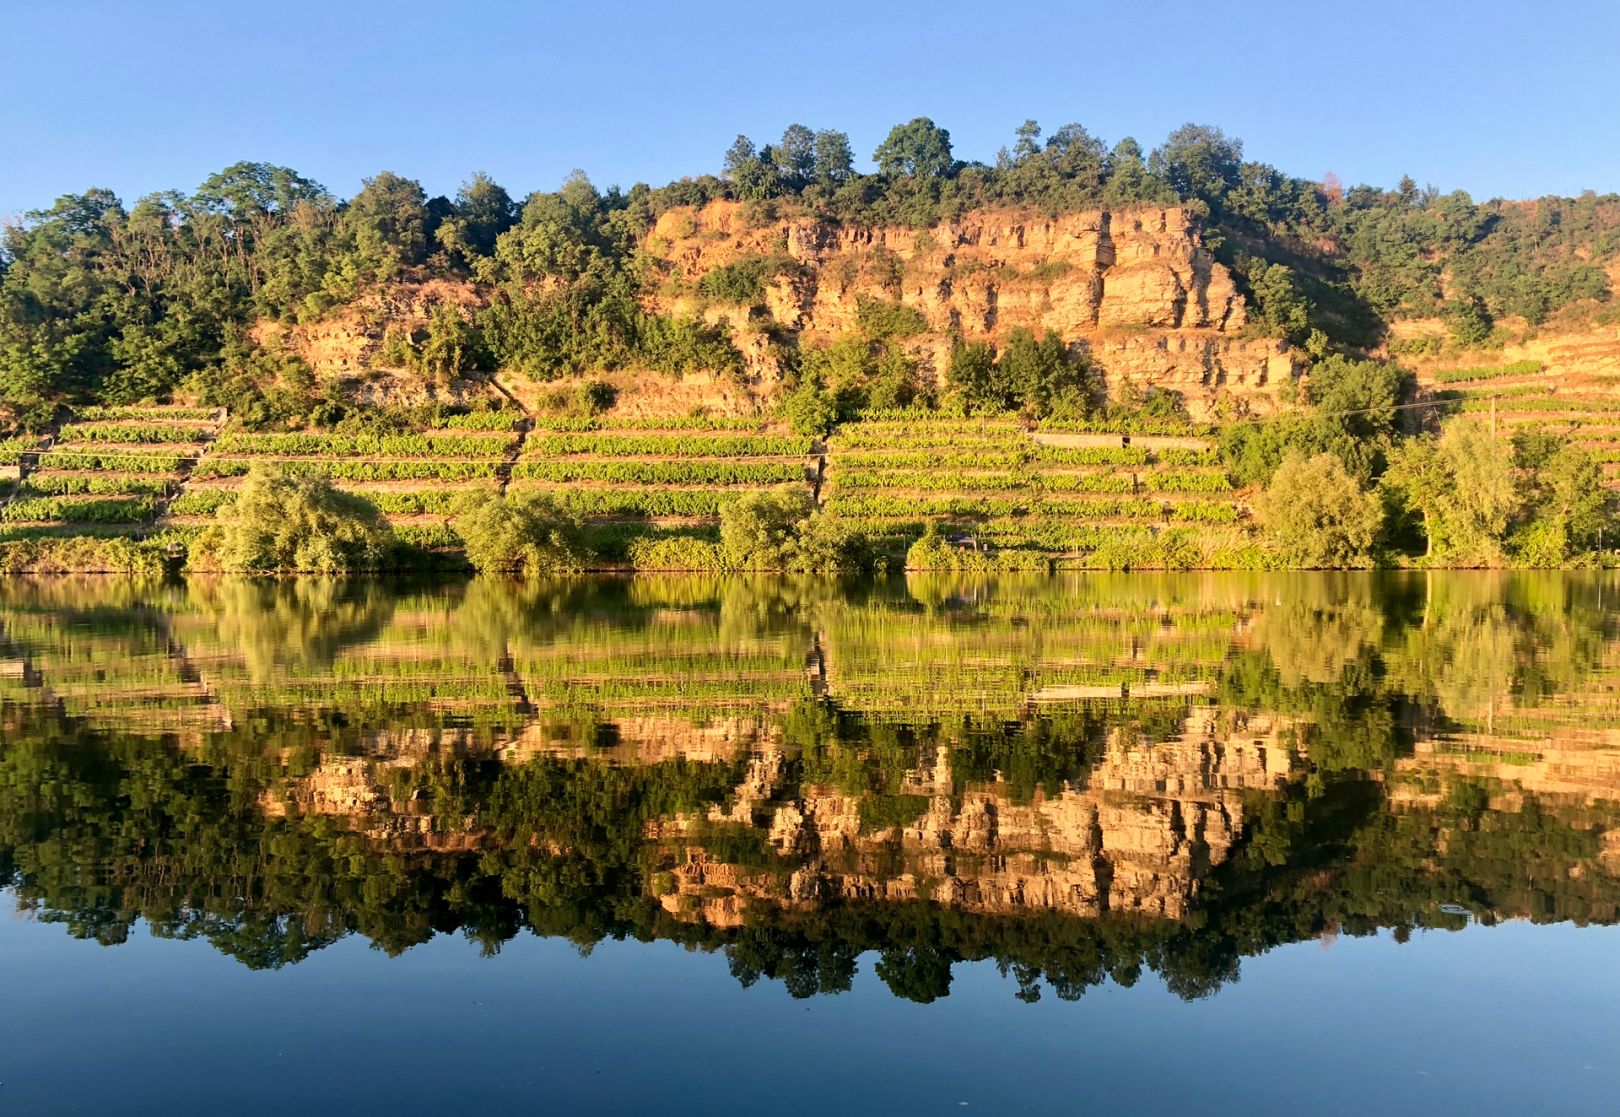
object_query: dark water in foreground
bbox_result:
[0,571,1617,1114]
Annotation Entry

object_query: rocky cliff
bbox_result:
[647,201,1300,417]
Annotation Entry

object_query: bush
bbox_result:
[0,535,167,575]
[1256,452,1382,568]
[627,535,725,571]
[720,488,814,569]
[904,521,1051,572]
[783,377,840,438]
[452,490,592,575]
[191,464,394,572]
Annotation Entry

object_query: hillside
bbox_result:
[2,118,1619,571]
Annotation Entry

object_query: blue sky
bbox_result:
[4,0,1618,217]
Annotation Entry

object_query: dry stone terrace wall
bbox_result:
[648,201,1299,417]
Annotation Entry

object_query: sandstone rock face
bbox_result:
[648,201,1298,417]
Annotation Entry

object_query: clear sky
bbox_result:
[4,0,1618,218]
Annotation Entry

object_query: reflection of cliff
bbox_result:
[660,710,1300,927]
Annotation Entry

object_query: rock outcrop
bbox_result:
[648,201,1299,417]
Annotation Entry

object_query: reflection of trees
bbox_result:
[187,577,397,681]
[2,699,1618,1004]
[1382,572,1616,727]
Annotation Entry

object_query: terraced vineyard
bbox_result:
[1426,359,1620,489]
[820,416,1251,566]
[171,416,524,549]
[0,405,223,540]
[506,417,816,559]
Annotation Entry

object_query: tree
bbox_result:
[722,135,781,201]
[1012,119,1042,162]
[1445,296,1493,346]
[1382,418,1521,564]
[445,172,516,258]
[873,118,954,179]
[720,488,813,568]
[452,490,590,575]
[812,130,854,187]
[415,303,482,383]
[343,171,431,281]
[1257,452,1384,568]
[773,124,816,188]
[1512,441,1614,563]
[198,465,393,572]
[1152,123,1242,204]
[782,375,840,437]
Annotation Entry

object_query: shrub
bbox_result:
[191,464,394,572]
[0,535,167,575]
[627,535,725,571]
[783,377,840,438]
[452,489,592,575]
[720,488,814,569]
[1256,452,1382,568]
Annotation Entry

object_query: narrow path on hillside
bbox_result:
[490,377,533,497]
[151,408,226,531]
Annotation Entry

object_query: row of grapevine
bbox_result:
[820,418,1248,563]
[1,406,225,533]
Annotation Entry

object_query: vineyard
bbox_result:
[0,405,224,539]
[506,417,816,560]
[171,423,522,549]
[1424,359,1620,490]
[820,417,1255,568]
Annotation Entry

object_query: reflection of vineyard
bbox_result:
[1,571,1618,1000]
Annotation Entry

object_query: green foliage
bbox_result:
[946,330,1100,418]
[1257,452,1383,567]
[452,490,591,575]
[627,535,725,572]
[1433,360,1544,384]
[1381,418,1523,564]
[0,534,167,575]
[525,433,809,457]
[782,377,840,438]
[720,488,814,569]
[873,118,955,179]
[192,464,394,572]
[0,496,157,524]
[854,297,928,339]
[511,460,805,485]
[698,254,797,304]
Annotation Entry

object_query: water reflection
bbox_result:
[0,572,1616,1003]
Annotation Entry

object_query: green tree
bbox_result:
[1257,452,1383,568]
[812,130,854,187]
[773,124,817,188]
[452,490,590,575]
[342,171,431,281]
[443,172,516,259]
[720,488,813,568]
[1383,418,1521,564]
[1152,123,1242,204]
[873,118,954,179]
[196,465,394,572]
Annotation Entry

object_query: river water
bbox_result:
[0,572,1616,1114]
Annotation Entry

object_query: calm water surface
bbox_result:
[0,572,1617,1114]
